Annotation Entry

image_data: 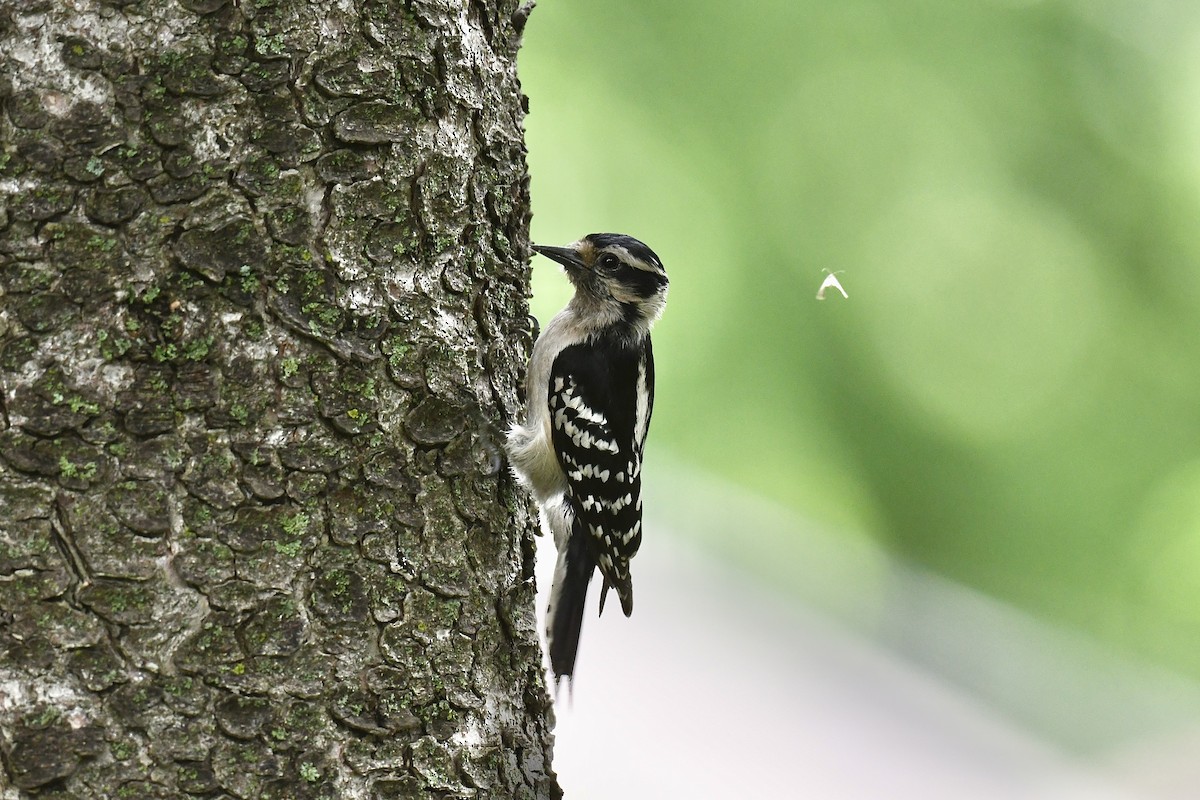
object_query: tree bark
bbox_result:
[0,0,557,796]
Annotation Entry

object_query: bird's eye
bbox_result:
[598,253,619,270]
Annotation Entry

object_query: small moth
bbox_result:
[816,271,848,300]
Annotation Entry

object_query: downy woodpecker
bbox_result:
[507,233,668,681]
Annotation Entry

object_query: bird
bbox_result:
[506,233,668,682]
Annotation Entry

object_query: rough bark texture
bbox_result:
[0,0,557,797]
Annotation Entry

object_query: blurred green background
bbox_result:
[519,1,1200,679]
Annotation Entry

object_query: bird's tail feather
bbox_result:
[546,516,594,681]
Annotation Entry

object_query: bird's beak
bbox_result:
[532,244,587,272]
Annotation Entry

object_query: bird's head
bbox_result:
[533,233,668,335]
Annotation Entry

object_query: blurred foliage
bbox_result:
[519,1,1200,677]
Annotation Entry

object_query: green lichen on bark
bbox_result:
[0,0,554,797]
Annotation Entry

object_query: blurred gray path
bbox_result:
[535,481,1200,799]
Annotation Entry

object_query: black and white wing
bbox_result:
[543,336,654,678]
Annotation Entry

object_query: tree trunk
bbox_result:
[0,0,558,796]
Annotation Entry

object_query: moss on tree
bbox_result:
[0,0,555,796]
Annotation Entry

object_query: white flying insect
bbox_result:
[816,271,848,300]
